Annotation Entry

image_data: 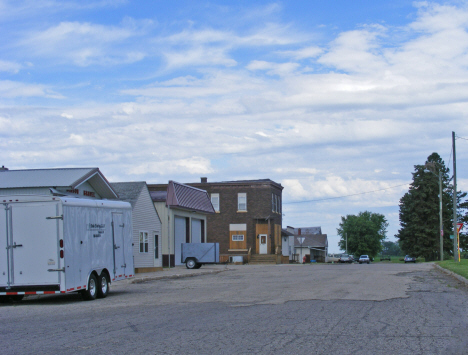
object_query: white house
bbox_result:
[111,182,162,273]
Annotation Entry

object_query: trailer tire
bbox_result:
[186,258,197,269]
[97,273,109,298]
[194,263,202,269]
[82,274,98,301]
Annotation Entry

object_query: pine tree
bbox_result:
[396,153,454,260]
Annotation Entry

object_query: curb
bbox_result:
[130,268,229,284]
[433,264,468,286]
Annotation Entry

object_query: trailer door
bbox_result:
[9,202,60,286]
[1,204,10,287]
[112,213,126,278]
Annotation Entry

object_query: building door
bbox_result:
[174,216,186,266]
[259,234,268,254]
[191,219,202,243]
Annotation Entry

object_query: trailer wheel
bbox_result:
[186,258,197,269]
[194,263,202,269]
[97,273,109,298]
[82,274,98,301]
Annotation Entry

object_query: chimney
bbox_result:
[201,177,207,183]
[0,166,8,172]
[298,228,301,235]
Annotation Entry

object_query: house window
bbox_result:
[154,235,159,259]
[272,193,276,212]
[232,234,244,241]
[139,231,149,253]
[238,193,247,211]
[211,193,220,212]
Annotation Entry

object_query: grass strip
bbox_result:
[436,259,468,280]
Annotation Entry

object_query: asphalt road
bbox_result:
[2,263,467,354]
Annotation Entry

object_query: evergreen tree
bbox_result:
[396,153,454,260]
[337,211,388,258]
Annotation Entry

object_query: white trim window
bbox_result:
[139,231,149,253]
[232,234,245,241]
[238,193,247,211]
[211,193,220,212]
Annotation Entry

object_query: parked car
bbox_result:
[359,255,370,264]
[339,254,353,263]
[353,256,360,262]
[404,255,416,263]
[339,254,350,263]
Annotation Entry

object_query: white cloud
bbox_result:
[0,80,63,98]
[20,20,149,66]
[0,60,22,73]
[130,157,213,175]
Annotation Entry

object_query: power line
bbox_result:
[455,135,468,141]
[283,183,410,204]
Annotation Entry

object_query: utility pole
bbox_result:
[346,233,348,254]
[452,131,459,262]
[438,170,443,261]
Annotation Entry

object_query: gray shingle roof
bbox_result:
[111,182,147,208]
[294,226,322,235]
[294,234,328,248]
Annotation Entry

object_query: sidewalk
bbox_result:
[124,264,231,284]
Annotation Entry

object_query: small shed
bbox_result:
[111,182,162,273]
[150,181,215,267]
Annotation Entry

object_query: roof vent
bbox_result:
[0,166,8,172]
[201,177,207,183]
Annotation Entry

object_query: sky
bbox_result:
[1,0,468,253]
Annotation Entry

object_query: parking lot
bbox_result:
[2,263,468,354]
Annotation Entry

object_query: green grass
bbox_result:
[435,259,468,280]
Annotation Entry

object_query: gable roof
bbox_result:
[294,226,322,235]
[0,167,118,199]
[294,234,328,248]
[165,180,215,214]
[111,182,147,209]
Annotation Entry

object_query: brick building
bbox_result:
[148,178,283,262]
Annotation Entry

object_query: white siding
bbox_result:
[0,187,51,196]
[132,186,162,268]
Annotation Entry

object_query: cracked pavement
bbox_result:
[1,263,467,354]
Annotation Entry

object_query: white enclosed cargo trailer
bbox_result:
[1,195,134,301]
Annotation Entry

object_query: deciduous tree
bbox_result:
[337,211,388,258]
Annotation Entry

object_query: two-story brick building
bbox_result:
[148,178,283,263]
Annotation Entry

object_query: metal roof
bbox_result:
[166,181,215,214]
[0,168,118,199]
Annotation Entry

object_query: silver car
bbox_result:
[359,255,370,264]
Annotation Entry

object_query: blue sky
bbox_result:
[2,0,468,252]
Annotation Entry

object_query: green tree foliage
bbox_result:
[396,152,465,261]
[381,240,401,256]
[337,211,388,258]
